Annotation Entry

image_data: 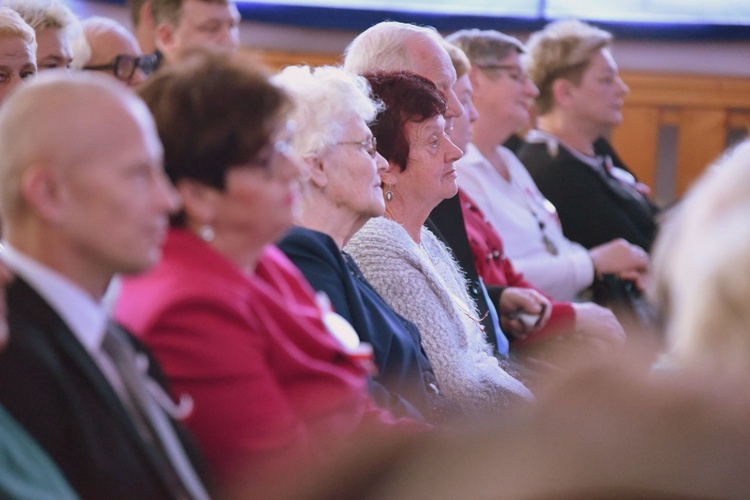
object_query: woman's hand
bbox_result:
[571,302,626,344]
[589,238,649,292]
[499,287,552,340]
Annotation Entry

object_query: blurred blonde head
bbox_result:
[652,139,750,377]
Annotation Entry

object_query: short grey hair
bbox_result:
[0,6,37,53]
[343,21,443,74]
[446,28,524,73]
[4,0,78,31]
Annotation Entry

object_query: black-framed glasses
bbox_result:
[84,54,158,81]
[475,64,530,84]
[335,136,378,158]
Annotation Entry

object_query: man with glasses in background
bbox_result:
[73,16,156,87]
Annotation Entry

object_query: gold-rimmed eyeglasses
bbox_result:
[335,136,378,158]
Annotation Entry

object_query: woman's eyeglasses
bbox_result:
[84,54,158,81]
[335,136,378,158]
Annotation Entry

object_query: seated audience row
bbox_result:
[115,53,424,486]
[1,1,745,497]
[447,27,650,308]
[443,37,625,363]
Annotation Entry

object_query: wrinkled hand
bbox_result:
[499,287,552,339]
[571,302,626,344]
[589,238,650,292]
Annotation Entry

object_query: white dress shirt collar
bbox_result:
[1,243,108,354]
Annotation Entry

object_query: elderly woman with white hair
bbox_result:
[652,139,750,378]
[0,7,37,105]
[274,65,455,424]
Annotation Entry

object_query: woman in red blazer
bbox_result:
[114,52,420,489]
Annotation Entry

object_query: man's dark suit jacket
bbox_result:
[0,278,209,500]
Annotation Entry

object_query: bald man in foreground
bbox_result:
[0,71,210,499]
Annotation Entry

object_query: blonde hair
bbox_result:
[525,19,612,115]
[4,0,77,31]
[0,6,37,52]
[652,139,750,377]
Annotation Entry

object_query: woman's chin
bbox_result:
[445,180,459,198]
[367,201,386,219]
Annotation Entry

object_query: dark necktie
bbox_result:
[101,322,210,500]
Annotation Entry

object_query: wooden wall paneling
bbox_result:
[611,106,661,189]
[244,49,339,71]
[675,108,727,196]
[230,56,750,196]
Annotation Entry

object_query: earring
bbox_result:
[198,224,215,242]
[385,183,393,202]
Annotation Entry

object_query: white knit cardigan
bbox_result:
[345,217,533,413]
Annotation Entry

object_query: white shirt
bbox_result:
[456,144,594,301]
[0,243,130,399]
[1,243,108,353]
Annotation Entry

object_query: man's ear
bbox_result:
[154,21,175,54]
[175,179,219,226]
[20,164,66,225]
[304,155,328,190]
